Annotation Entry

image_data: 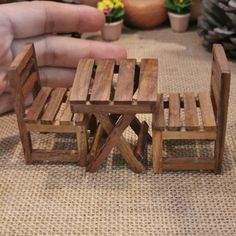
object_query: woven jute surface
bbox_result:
[0,28,236,236]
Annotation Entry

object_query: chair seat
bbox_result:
[24,87,86,126]
[154,91,217,135]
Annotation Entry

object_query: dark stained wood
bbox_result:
[184,92,199,131]
[168,93,181,131]
[60,97,73,125]
[162,157,215,170]
[137,59,158,104]
[134,121,149,165]
[25,87,52,122]
[198,91,216,131]
[212,44,231,173]
[70,59,95,103]
[32,149,79,162]
[10,44,34,75]
[41,88,67,124]
[90,59,115,103]
[152,94,165,131]
[114,59,136,104]
[22,72,38,98]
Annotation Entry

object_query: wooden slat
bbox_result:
[10,44,33,75]
[90,60,115,103]
[70,59,95,104]
[24,87,52,122]
[213,44,230,74]
[184,92,199,131]
[41,88,67,124]
[22,72,38,98]
[32,149,78,162]
[60,96,73,125]
[198,91,216,131]
[26,123,76,133]
[162,130,216,140]
[20,58,35,85]
[162,157,215,170]
[168,93,181,131]
[137,59,158,104]
[152,94,165,131]
[114,59,136,104]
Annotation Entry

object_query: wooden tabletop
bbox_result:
[70,58,158,114]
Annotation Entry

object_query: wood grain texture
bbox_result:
[10,44,33,75]
[137,59,158,103]
[22,72,39,98]
[152,94,165,131]
[114,59,136,104]
[184,92,199,131]
[198,91,216,131]
[134,121,149,164]
[76,126,88,167]
[41,88,67,124]
[90,60,115,103]
[168,93,181,131]
[60,98,73,125]
[152,130,162,174]
[25,87,52,123]
[32,149,79,162]
[162,157,215,171]
[70,59,95,103]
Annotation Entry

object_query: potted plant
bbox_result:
[165,0,193,32]
[97,0,125,41]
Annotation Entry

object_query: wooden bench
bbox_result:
[152,44,231,173]
[70,58,158,173]
[8,44,90,166]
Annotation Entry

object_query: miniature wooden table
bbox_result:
[70,58,158,173]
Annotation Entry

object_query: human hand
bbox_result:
[0,1,127,114]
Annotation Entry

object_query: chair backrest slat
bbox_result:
[210,44,231,125]
[8,44,41,120]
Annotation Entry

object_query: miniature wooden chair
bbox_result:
[152,44,231,174]
[8,44,89,166]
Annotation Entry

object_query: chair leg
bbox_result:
[19,130,33,165]
[152,130,163,174]
[76,126,88,167]
[214,137,225,174]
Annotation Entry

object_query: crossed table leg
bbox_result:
[86,113,147,173]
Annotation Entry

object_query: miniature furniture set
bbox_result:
[8,44,231,174]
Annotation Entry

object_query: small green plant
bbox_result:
[165,0,193,14]
[97,0,125,23]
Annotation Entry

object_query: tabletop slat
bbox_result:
[70,59,95,104]
[114,59,136,104]
[90,59,115,104]
[137,59,158,104]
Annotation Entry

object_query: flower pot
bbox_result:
[168,12,191,33]
[101,20,123,41]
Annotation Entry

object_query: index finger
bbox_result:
[0,1,105,39]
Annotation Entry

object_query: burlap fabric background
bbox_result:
[0,28,236,235]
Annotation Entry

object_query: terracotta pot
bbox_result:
[122,0,167,29]
[79,0,99,7]
[191,0,202,21]
[168,12,191,33]
[101,20,123,41]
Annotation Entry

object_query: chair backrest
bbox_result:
[210,44,231,127]
[8,44,41,119]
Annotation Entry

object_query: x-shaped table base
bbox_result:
[86,113,147,173]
